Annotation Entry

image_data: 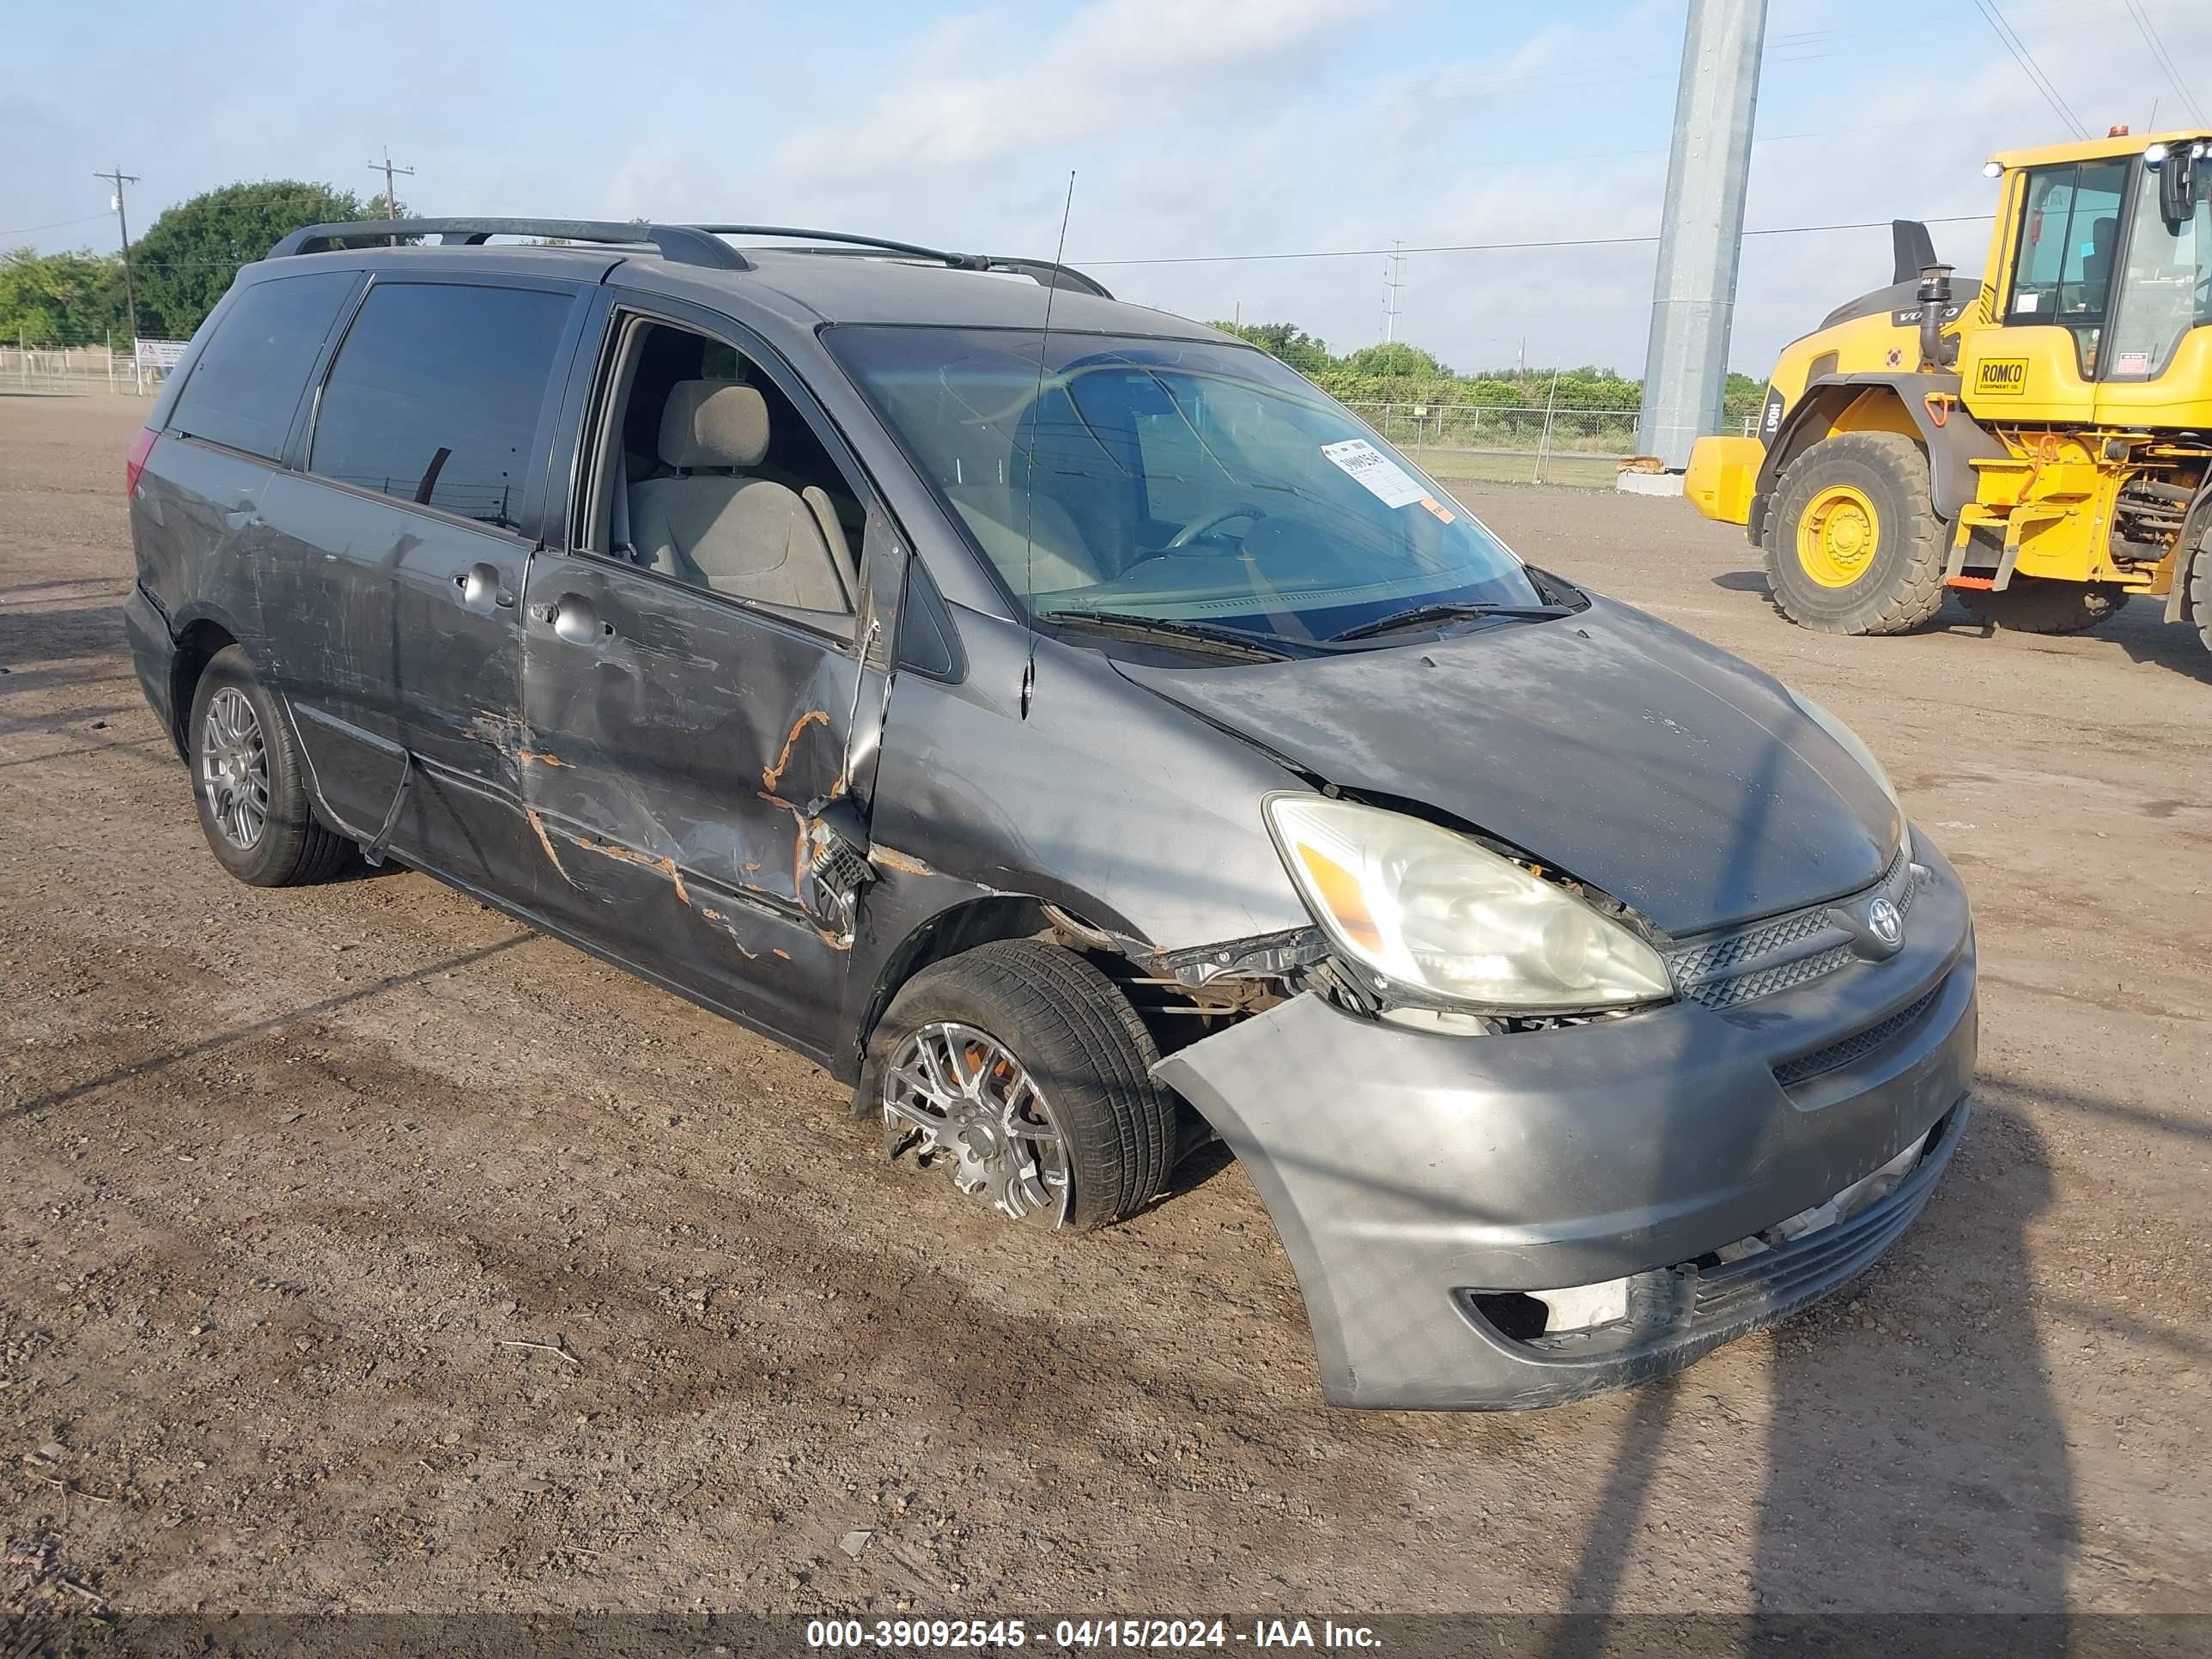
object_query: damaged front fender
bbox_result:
[1152,878,1975,1409]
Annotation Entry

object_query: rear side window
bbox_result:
[167,272,357,460]
[309,283,573,530]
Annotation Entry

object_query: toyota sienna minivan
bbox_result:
[123,216,1977,1410]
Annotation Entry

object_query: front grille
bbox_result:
[1772,985,1942,1087]
[1666,845,1919,1011]
[1688,945,1854,1010]
[1668,906,1832,981]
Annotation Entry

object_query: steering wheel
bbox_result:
[1166,503,1269,549]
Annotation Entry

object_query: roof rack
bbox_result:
[265,217,1112,297]
[267,217,751,269]
[690,225,1113,297]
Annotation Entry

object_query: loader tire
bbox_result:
[2191,535,2212,656]
[1956,576,2128,635]
[1764,432,1948,635]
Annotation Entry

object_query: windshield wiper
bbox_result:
[1038,608,1294,660]
[1328,601,1573,644]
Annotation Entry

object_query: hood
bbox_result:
[1112,596,1900,937]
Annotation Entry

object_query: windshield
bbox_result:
[2108,161,2212,380]
[825,326,1540,644]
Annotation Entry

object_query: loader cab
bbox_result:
[1969,134,2212,426]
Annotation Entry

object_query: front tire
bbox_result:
[1956,575,2129,635]
[861,940,1178,1231]
[186,645,353,887]
[1764,431,1948,635]
[2191,533,2212,655]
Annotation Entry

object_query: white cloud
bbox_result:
[774,0,1389,185]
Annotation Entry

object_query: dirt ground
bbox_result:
[3,392,2208,1624]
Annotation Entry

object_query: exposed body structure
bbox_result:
[1687,131,2212,651]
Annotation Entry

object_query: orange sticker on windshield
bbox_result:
[1419,496,1455,523]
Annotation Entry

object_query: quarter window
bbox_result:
[167,272,357,460]
[310,283,573,530]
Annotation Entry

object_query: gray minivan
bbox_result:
[123,217,1977,1411]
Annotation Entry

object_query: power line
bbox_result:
[2123,0,2206,125]
[0,211,115,240]
[1079,214,1996,269]
[1970,0,2088,139]
[92,166,140,343]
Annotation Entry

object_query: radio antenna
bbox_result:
[1018,169,1077,721]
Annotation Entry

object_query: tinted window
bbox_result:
[311,283,572,529]
[168,272,357,460]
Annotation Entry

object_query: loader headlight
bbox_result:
[1787,690,1911,858]
[1264,795,1672,1014]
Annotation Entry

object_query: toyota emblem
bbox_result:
[1867,896,1904,947]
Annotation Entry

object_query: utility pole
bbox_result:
[368,149,416,246]
[1635,0,1769,469]
[94,166,140,344]
[1381,240,1406,343]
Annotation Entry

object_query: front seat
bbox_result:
[629,380,856,612]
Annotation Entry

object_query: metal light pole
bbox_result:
[1636,0,1768,470]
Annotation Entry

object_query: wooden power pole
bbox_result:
[94,165,140,343]
[368,149,415,246]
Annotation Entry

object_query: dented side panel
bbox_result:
[252,471,537,888]
[516,553,873,1056]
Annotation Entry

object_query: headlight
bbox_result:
[1264,795,1672,1013]
[1787,690,1910,857]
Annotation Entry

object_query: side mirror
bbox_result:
[2155,144,2202,226]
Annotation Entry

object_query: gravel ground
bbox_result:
[2,393,2207,1625]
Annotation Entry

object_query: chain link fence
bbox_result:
[1345,400,1644,489]
[0,340,181,395]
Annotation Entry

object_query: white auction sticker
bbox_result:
[1320,438,1429,508]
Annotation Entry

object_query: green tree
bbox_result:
[1209,319,1333,374]
[0,247,127,346]
[1722,370,1766,423]
[131,180,366,339]
[1336,341,1450,379]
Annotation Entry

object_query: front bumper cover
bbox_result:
[1152,839,1977,1411]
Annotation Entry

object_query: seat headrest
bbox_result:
[659,380,770,470]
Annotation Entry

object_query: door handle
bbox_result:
[536,593,617,644]
[453,562,508,611]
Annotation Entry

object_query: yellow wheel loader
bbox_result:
[1687,130,2212,650]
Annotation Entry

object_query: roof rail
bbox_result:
[264,216,1111,296]
[266,217,752,270]
[690,225,1111,298]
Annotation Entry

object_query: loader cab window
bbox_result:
[2106,161,2212,380]
[2007,160,2129,372]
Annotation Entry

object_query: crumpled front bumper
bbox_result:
[1152,840,1977,1412]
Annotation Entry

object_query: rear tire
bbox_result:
[186,645,353,887]
[861,940,1177,1232]
[1956,575,2129,635]
[1763,432,1948,635]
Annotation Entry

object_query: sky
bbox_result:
[6,0,2209,376]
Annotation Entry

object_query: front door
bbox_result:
[516,304,891,1062]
